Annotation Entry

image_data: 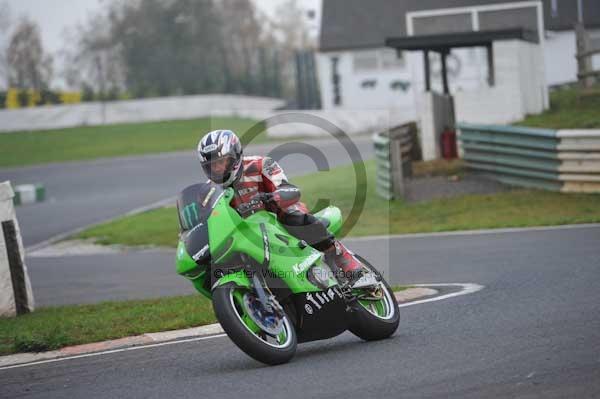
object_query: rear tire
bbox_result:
[212,282,297,365]
[348,255,400,341]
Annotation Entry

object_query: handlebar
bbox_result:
[235,193,275,216]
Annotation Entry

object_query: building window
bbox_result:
[353,50,379,72]
[361,79,377,89]
[353,49,405,72]
[390,80,410,92]
[590,36,600,54]
[380,48,405,69]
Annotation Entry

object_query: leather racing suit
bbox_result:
[230,155,335,252]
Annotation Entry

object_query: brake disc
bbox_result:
[243,292,284,336]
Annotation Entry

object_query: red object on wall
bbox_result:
[441,129,458,159]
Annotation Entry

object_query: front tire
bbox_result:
[348,255,400,341]
[212,282,297,365]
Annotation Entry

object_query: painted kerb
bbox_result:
[457,123,600,193]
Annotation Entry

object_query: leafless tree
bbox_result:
[61,2,125,94]
[261,0,313,99]
[6,17,53,90]
[0,1,12,87]
[61,0,292,98]
[216,0,264,93]
[271,0,313,50]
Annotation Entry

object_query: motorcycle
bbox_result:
[175,182,399,365]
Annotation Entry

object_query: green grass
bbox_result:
[76,159,600,247]
[0,295,216,355]
[518,86,600,129]
[77,207,179,248]
[0,117,269,168]
[0,286,412,355]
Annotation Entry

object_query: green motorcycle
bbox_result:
[175,182,399,365]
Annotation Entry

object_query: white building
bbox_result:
[316,0,600,124]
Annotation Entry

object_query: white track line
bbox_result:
[0,283,483,371]
[398,283,484,307]
[0,334,228,371]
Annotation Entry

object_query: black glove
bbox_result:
[236,193,276,216]
[257,192,276,204]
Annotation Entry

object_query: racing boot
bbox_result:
[324,240,363,287]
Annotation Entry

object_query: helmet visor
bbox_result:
[201,155,234,184]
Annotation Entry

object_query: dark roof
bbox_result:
[320,0,600,52]
[386,28,539,51]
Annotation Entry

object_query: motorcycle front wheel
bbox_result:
[212,282,297,365]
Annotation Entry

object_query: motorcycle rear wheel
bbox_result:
[348,255,400,341]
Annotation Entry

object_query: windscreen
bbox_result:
[176,182,224,265]
[177,182,224,231]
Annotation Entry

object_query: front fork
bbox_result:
[250,271,284,318]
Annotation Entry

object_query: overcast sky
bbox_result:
[3,0,321,88]
[5,0,321,53]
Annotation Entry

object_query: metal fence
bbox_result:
[575,22,600,88]
[373,122,418,199]
[458,123,600,193]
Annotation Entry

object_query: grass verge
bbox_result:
[517,86,600,129]
[77,159,600,247]
[0,286,411,356]
[0,116,270,168]
[0,295,215,355]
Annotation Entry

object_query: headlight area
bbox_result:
[306,263,335,289]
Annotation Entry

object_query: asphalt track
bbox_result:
[3,225,599,398]
[0,136,374,247]
[2,135,600,397]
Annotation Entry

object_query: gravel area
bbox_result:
[404,173,511,203]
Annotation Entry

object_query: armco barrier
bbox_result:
[0,95,284,133]
[373,122,418,199]
[457,123,600,193]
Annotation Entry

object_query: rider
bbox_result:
[197,129,363,286]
